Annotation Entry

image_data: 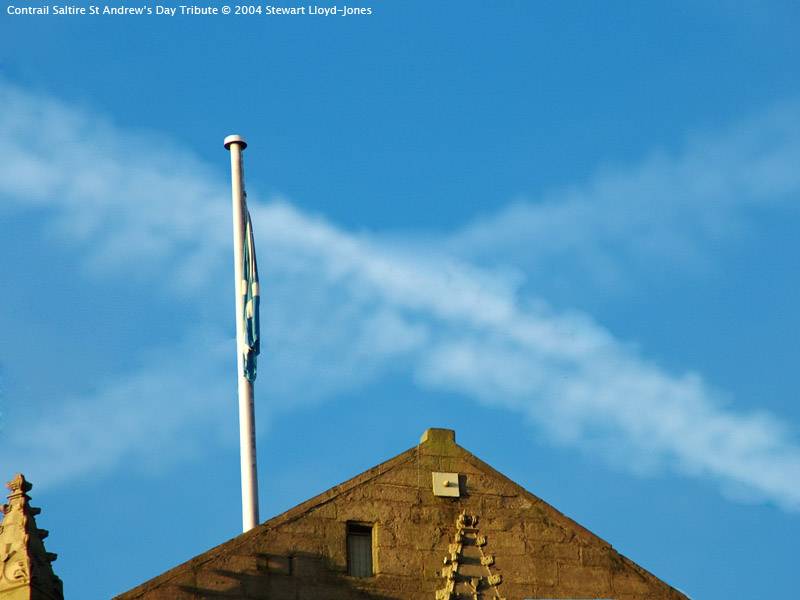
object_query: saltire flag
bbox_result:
[241,206,260,382]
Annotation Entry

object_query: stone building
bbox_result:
[0,475,63,600]
[112,428,689,600]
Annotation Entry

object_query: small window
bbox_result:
[346,522,373,577]
[263,554,292,575]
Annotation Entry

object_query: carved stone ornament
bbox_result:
[434,510,506,600]
[0,474,63,599]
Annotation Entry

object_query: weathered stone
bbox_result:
[364,483,421,504]
[0,474,63,600]
[558,563,612,593]
[194,567,243,594]
[374,523,397,548]
[539,542,582,562]
[525,518,569,544]
[113,429,688,600]
[613,567,654,594]
[310,501,338,520]
[581,544,613,568]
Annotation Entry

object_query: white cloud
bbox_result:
[448,101,800,293]
[2,329,234,487]
[1,80,799,510]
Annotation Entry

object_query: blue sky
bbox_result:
[1,1,799,598]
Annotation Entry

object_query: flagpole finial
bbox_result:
[224,134,248,150]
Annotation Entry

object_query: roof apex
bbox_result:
[419,428,458,456]
[419,427,455,444]
[115,432,689,600]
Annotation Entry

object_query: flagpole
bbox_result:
[224,134,260,532]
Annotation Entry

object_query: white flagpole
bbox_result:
[224,134,260,532]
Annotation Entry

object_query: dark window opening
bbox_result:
[346,522,373,577]
[263,554,292,575]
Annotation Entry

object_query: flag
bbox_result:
[241,206,260,382]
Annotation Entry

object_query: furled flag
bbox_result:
[241,204,260,382]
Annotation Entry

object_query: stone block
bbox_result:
[533,557,559,586]
[558,563,611,594]
[374,545,424,576]
[478,494,504,511]
[537,542,580,562]
[379,467,425,488]
[411,525,447,551]
[310,501,338,520]
[485,530,526,555]
[276,516,328,535]
[365,483,421,504]
[291,554,327,578]
[499,555,557,586]
[337,499,407,524]
[481,513,524,533]
[255,576,295,599]
[612,568,653,594]
[524,519,568,543]
[375,522,397,548]
[194,567,242,595]
[372,573,427,594]
[581,544,612,568]
[500,495,535,510]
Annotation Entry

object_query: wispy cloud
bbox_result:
[2,329,234,487]
[1,80,799,510]
[448,101,800,294]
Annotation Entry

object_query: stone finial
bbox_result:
[2,474,33,516]
[420,428,456,445]
[420,428,459,458]
[7,474,33,496]
[0,473,63,600]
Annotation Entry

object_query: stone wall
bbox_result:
[116,429,688,600]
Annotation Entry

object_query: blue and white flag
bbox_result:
[241,207,260,382]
